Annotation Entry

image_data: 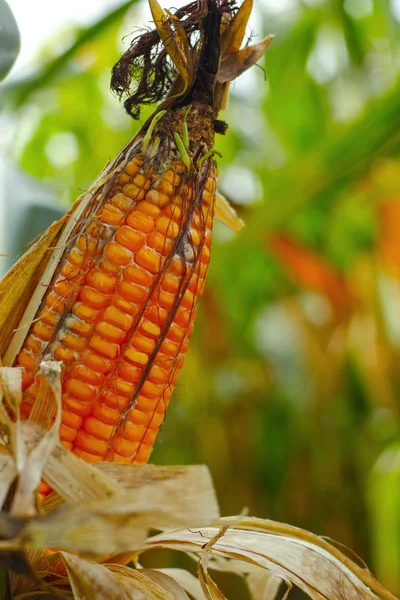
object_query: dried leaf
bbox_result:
[246,572,282,600]
[215,192,244,232]
[141,527,385,600]
[20,423,119,507]
[11,362,61,517]
[0,215,68,360]
[149,0,191,87]
[218,36,274,83]
[221,0,253,55]
[0,451,17,508]
[61,554,189,600]
[154,568,207,600]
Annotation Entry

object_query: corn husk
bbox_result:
[0,363,396,600]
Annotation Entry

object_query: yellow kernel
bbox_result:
[112,436,140,457]
[118,279,148,304]
[91,403,120,425]
[140,320,161,338]
[71,364,104,386]
[86,269,117,294]
[146,189,170,207]
[125,160,140,176]
[39,308,59,327]
[157,289,176,310]
[61,262,82,281]
[25,335,43,354]
[125,348,148,366]
[162,170,181,186]
[101,204,124,226]
[66,378,96,401]
[65,316,93,338]
[145,305,168,325]
[154,178,174,196]
[118,172,131,185]
[73,302,100,323]
[74,447,103,463]
[108,377,135,397]
[113,295,139,316]
[33,322,53,342]
[137,201,162,218]
[99,259,120,276]
[156,217,179,238]
[62,409,83,430]
[182,289,195,311]
[104,306,134,331]
[124,264,153,286]
[162,273,180,293]
[63,394,92,417]
[167,322,185,342]
[112,193,134,212]
[105,241,132,266]
[189,228,201,246]
[129,333,155,354]
[60,424,77,443]
[119,361,141,384]
[126,210,155,233]
[54,278,75,299]
[148,363,169,384]
[115,226,146,252]
[18,348,36,371]
[133,173,151,190]
[170,256,186,276]
[68,249,84,266]
[53,345,78,363]
[200,245,211,264]
[122,183,145,201]
[76,234,98,254]
[80,287,110,310]
[147,231,174,255]
[82,350,111,373]
[83,416,114,440]
[61,332,88,352]
[95,321,126,343]
[75,430,108,456]
[164,202,182,222]
[89,335,120,359]
[135,247,162,274]
[141,380,164,399]
[160,338,180,356]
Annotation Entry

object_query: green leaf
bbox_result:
[0,0,20,81]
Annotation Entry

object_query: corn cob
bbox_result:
[7,0,272,494]
[17,104,215,468]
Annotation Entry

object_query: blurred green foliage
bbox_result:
[3,0,400,594]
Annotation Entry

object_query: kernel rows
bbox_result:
[17,153,216,466]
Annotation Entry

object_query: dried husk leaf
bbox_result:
[215,192,244,232]
[149,0,192,87]
[10,362,61,517]
[0,214,68,360]
[59,553,193,600]
[246,572,282,600]
[219,516,395,600]
[221,0,253,54]
[153,568,207,600]
[218,36,275,84]
[140,527,385,600]
[2,155,128,367]
[20,424,120,506]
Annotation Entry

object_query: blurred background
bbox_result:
[2,0,400,594]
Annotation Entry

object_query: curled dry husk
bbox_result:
[0,363,396,600]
